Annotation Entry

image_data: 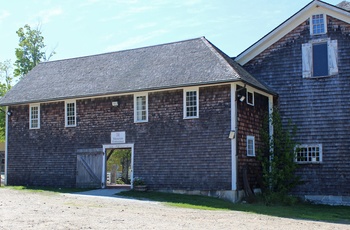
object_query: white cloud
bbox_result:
[183,0,202,6]
[35,7,63,24]
[99,34,114,42]
[135,22,157,30]
[0,10,10,23]
[100,5,156,22]
[80,0,138,8]
[129,6,155,13]
[105,29,168,52]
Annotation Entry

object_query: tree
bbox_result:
[0,60,14,141]
[258,108,301,204]
[106,149,131,184]
[0,60,13,91]
[14,24,55,78]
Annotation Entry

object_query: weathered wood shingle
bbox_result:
[0,37,272,106]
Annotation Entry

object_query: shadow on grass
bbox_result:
[118,191,350,225]
[0,185,93,194]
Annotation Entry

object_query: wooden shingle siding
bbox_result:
[7,85,232,190]
[236,91,269,191]
[244,16,350,196]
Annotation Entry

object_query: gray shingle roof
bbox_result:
[337,1,350,11]
[0,37,273,106]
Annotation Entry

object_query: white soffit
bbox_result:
[235,1,350,65]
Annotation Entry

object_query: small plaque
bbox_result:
[111,131,126,143]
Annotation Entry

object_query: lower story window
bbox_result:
[295,144,322,163]
[247,135,255,157]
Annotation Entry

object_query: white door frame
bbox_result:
[102,143,134,188]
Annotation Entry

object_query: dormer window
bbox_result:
[311,14,326,35]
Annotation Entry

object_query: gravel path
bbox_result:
[0,188,349,230]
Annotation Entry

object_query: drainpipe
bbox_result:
[4,106,9,185]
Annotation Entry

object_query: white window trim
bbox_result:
[295,144,323,164]
[65,100,76,127]
[302,38,338,78]
[246,135,255,157]
[29,103,40,129]
[310,14,327,35]
[246,90,254,106]
[183,87,199,119]
[134,93,148,123]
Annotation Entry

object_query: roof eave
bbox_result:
[1,79,254,106]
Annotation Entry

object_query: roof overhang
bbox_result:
[235,0,350,65]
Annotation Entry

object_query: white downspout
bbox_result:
[102,147,106,188]
[268,96,274,142]
[231,83,237,191]
[4,106,9,185]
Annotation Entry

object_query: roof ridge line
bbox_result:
[39,37,206,65]
[201,37,241,80]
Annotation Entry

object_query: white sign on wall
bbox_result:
[111,131,126,144]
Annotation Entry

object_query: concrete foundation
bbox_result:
[303,195,350,206]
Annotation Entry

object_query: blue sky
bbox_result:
[0,0,342,63]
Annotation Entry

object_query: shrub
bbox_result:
[258,108,302,204]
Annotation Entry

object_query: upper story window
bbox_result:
[311,14,326,35]
[302,39,338,78]
[246,90,254,106]
[295,144,322,163]
[183,87,199,119]
[65,100,76,127]
[29,103,40,129]
[134,93,148,123]
[247,135,255,157]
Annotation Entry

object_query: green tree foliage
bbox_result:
[0,60,14,141]
[14,24,55,78]
[259,108,301,202]
[107,149,131,184]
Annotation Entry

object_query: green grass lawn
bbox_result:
[0,185,90,194]
[118,191,350,224]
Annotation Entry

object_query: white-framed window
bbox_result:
[247,135,255,157]
[311,14,326,35]
[183,87,199,119]
[295,144,323,163]
[302,39,338,78]
[134,93,148,123]
[29,103,40,129]
[246,90,254,106]
[65,100,76,127]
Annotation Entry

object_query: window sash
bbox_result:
[246,91,254,106]
[65,101,76,127]
[295,144,322,163]
[247,136,255,157]
[29,104,40,129]
[184,88,199,118]
[311,14,326,35]
[134,94,148,122]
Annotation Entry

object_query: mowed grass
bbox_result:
[118,191,350,224]
[0,185,90,194]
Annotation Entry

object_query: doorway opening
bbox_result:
[106,149,131,188]
[102,144,134,189]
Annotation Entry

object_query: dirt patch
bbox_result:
[0,188,348,229]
